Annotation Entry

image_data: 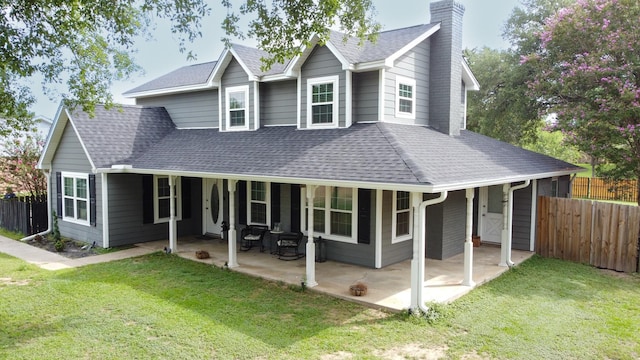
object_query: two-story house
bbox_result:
[38,1,580,309]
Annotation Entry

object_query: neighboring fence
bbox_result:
[0,195,48,236]
[572,177,638,203]
[537,196,640,273]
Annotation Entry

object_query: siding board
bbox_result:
[136,90,218,128]
[260,81,297,126]
[301,46,345,128]
[352,71,379,122]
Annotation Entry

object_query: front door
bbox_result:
[480,185,503,244]
[204,178,224,235]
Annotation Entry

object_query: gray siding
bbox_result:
[260,80,297,126]
[108,174,202,247]
[300,46,346,129]
[380,190,413,267]
[512,185,532,251]
[384,40,430,125]
[325,239,375,267]
[136,90,218,129]
[221,58,255,131]
[51,122,103,246]
[425,190,465,260]
[352,71,379,122]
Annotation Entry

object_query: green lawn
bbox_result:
[1,253,639,359]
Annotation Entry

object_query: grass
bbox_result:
[1,253,639,359]
[0,228,24,240]
[576,163,593,177]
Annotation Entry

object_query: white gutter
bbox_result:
[20,171,52,241]
[505,180,530,266]
[411,191,448,315]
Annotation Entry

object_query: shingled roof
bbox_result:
[61,106,577,190]
[69,105,175,168]
[123,61,217,95]
[123,23,442,96]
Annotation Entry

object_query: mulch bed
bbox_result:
[25,235,100,259]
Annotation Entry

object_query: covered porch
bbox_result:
[136,237,534,311]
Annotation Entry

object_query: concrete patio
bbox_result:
[138,236,534,312]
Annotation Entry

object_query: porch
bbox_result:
[136,237,534,312]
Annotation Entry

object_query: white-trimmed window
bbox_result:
[248,181,270,225]
[225,85,249,130]
[307,75,339,128]
[395,76,416,119]
[392,191,412,243]
[305,186,357,243]
[154,175,182,223]
[61,172,90,225]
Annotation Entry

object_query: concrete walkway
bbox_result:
[0,235,157,270]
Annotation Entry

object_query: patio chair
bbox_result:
[240,225,269,252]
[276,231,304,260]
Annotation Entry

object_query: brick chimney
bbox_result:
[428,0,465,136]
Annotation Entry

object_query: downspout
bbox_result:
[505,180,530,266]
[411,191,448,315]
[20,170,52,241]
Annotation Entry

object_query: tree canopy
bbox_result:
[524,0,640,203]
[0,0,379,136]
[465,0,574,146]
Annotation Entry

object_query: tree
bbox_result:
[465,0,574,146]
[0,133,47,197]
[522,124,581,164]
[0,0,379,136]
[525,0,640,204]
[465,47,541,145]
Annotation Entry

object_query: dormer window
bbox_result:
[307,75,339,128]
[225,85,249,131]
[395,76,416,119]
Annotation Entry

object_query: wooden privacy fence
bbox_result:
[537,196,640,273]
[572,177,638,203]
[0,195,48,236]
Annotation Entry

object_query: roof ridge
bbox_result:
[375,123,432,184]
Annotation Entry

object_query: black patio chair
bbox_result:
[240,225,269,252]
[276,231,304,260]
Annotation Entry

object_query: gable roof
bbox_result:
[123,61,217,98]
[124,22,466,96]
[39,104,175,170]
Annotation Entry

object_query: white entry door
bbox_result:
[204,178,224,235]
[480,185,503,244]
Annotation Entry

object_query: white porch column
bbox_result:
[463,188,475,286]
[227,180,239,268]
[410,192,423,311]
[222,180,239,268]
[499,183,509,267]
[305,185,318,287]
[169,175,178,252]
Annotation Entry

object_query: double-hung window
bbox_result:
[225,85,249,130]
[61,172,90,225]
[306,186,357,243]
[307,76,339,128]
[395,76,416,119]
[248,181,269,225]
[392,191,412,243]
[154,175,182,223]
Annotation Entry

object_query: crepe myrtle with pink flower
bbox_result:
[524,0,640,204]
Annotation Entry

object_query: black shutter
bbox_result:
[238,180,247,225]
[142,175,154,224]
[89,174,96,226]
[181,177,191,220]
[358,188,371,244]
[55,172,62,218]
[290,184,301,232]
[271,183,280,225]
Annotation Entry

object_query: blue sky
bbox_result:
[32,0,521,118]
